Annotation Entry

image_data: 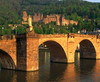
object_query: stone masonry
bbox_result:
[0,33,100,71]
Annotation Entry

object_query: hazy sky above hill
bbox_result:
[84,0,100,3]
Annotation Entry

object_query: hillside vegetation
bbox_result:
[0,0,100,34]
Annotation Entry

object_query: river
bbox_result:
[0,50,100,82]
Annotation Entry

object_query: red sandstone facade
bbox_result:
[33,13,43,22]
[22,11,78,26]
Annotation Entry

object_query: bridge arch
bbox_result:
[39,40,67,63]
[75,39,96,59]
[0,49,15,70]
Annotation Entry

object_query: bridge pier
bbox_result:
[26,38,39,71]
[16,33,39,71]
[67,54,74,64]
[96,52,100,59]
[67,41,75,63]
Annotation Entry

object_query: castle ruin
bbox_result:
[22,11,78,26]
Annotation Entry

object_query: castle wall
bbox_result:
[33,13,43,22]
[22,11,78,26]
[69,20,78,25]
[22,11,28,22]
[61,17,70,26]
[43,15,57,24]
[61,16,78,26]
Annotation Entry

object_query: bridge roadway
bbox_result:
[0,32,100,71]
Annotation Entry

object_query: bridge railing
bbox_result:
[16,33,68,38]
[38,34,68,38]
[13,32,100,39]
[68,33,98,39]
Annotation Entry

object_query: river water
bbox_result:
[0,50,100,82]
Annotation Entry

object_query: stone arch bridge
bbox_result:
[0,32,100,71]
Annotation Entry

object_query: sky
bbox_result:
[84,0,100,3]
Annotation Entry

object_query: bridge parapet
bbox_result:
[16,33,40,39]
[0,35,15,40]
[68,33,75,38]
[16,32,68,39]
[39,34,67,38]
[15,32,99,40]
[68,33,97,38]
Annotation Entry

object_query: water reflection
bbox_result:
[75,52,96,74]
[75,52,96,82]
[0,50,99,82]
[49,63,67,81]
[0,70,16,82]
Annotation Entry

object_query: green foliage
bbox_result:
[49,28,54,34]
[0,26,12,35]
[34,27,43,34]
[33,22,77,34]
[16,26,26,34]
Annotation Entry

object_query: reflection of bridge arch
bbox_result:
[39,40,67,63]
[0,49,15,69]
[75,60,96,74]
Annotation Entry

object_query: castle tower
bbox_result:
[22,11,28,21]
[41,14,43,20]
[56,15,60,25]
[33,13,42,22]
[61,15,65,26]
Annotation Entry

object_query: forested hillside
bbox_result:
[0,0,100,24]
[0,0,100,34]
